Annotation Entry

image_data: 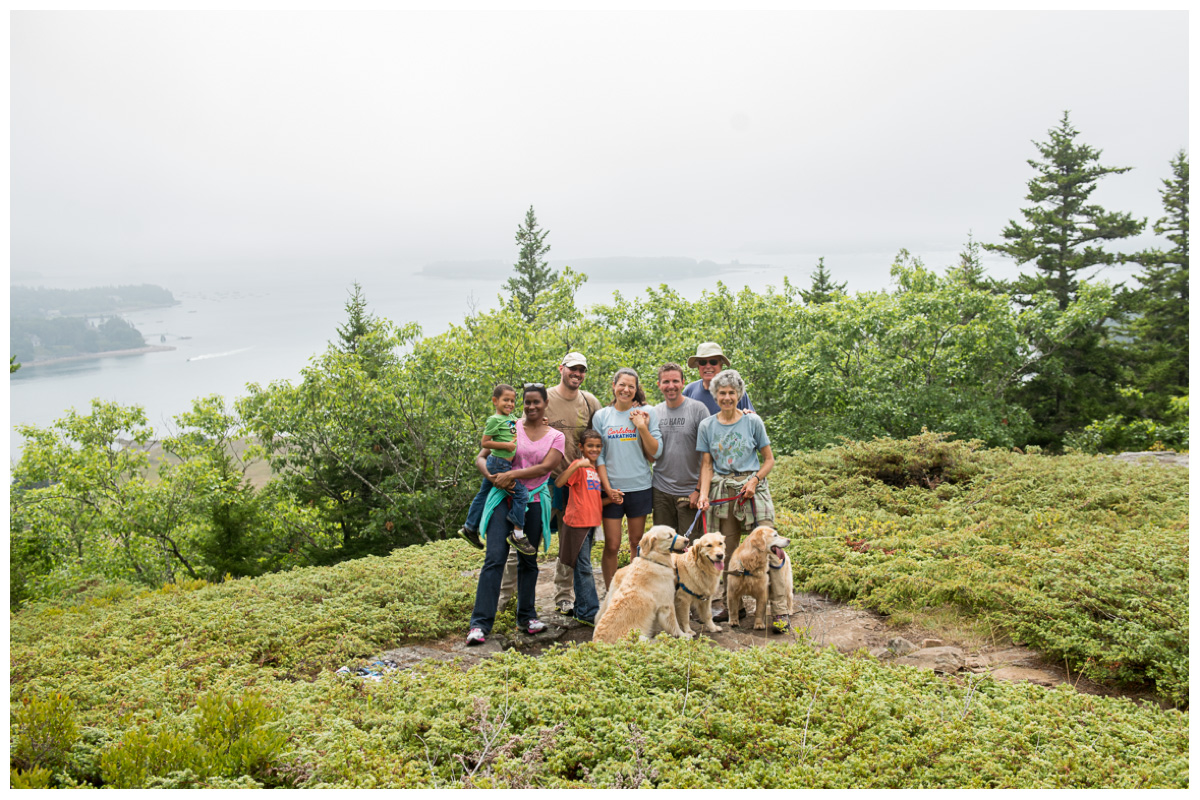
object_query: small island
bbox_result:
[10,284,178,367]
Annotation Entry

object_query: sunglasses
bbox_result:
[523,382,546,390]
[566,365,587,373]
[697,358,724,367]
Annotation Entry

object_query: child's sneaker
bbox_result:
[508,531,537,556]
[465,628,486,646]
[771,615,790,634]
[458,527,484,550]
[523,619,547,635]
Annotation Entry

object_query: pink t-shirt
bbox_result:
[512,419,566,497]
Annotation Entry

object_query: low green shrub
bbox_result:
[99,691,287,789]
[772,436,1189,705]
[10,691,79,774]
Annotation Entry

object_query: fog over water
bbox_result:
[9,10,1189,461]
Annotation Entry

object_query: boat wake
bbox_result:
[187,347,252,362]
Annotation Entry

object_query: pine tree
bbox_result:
[334,282,372,354]
[947,232,990,290]
[504,206,557,322]
[1128,150,1189,400]
[800,257,846,305]
[986,111,1145,310]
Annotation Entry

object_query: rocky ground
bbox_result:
[360,557,1158,704]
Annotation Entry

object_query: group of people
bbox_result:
[459,343,775,646]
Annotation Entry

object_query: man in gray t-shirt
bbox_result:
[651,362,710,538]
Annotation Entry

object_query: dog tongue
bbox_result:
[714,559,724,571]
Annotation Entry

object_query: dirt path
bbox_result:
[368,557,1156,704]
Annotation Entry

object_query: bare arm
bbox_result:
[493,447,563,489]
[597,463,624,505]
[481,434,517,452]
[474,449,492,478]
[555,457,587,488]
[742,446,775,499]
[696,452,714,510]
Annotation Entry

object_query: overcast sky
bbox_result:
[10,10,1190,290]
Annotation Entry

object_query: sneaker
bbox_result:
[573,615,595,627]
[556,602,574,616]
[772,615,790,634]
[508,532,537,556]
[524,619,547,634]
[458,527,484,550]
[466,628,486,646]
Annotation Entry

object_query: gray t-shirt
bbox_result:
[651,397,709,496]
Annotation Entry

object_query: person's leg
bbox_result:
[553,560,575,612]
[463,476,492,532]
[496,549,518,610]
[515,508,542,627]
[712,512,746,621]
[601,516,624,589]
[627,516,647,557]
[652,488,679,532]
[468,512,513,633]
[507,480,529,529]
[572,530,600,622]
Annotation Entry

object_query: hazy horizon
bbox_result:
[10,10,1188,299]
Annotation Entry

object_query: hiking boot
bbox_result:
[772,615,790,634]
[573,615,595,627]
[556,602,574,616]
[523,619,547,635]
[508,532,537,556]
[458,527,484,550]
[712,607,747,623]
[466,628,486,646]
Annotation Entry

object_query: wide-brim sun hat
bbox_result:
[687,342,731,369]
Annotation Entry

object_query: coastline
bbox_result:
[19,344,177,368]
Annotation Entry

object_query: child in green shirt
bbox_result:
[459,384,534,554]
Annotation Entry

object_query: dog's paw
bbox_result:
[753,621,767,630]
[706,623,722,633]
[729,620,740,628]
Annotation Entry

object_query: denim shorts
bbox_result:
[602,486,653,520]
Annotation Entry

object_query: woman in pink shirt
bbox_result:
[465,384,565,646]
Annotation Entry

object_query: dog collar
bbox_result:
[769,561,785,570]
[674,566,707,599]
[730,568,753,577]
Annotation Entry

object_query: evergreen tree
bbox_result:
[332,282,394,379]
[1127,150,1189,401]
[947,232,990,290]
[334,282,372,354]
[986,111,1145,310]
[800,257,846,305]
[504,206,557,322]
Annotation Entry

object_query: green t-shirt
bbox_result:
[484,412,520,460]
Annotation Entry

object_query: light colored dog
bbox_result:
[671,531,726,634]
[767,538,794,633]
[726,526,790,630]
[594,525,692,643]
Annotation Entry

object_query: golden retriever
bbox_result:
[594,525,692,643]
[671,531,726,635]
[726,526,790,630]
[767,538,794,633]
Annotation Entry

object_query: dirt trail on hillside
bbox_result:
[368,558,1159,704]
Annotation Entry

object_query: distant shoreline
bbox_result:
[19,345,177,368]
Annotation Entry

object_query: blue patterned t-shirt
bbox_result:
[696,413,770,475]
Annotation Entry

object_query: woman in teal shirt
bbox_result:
[696,369,776,621]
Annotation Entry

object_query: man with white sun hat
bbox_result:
[682,342,755,415]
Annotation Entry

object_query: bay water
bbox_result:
[10,259,847,463]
